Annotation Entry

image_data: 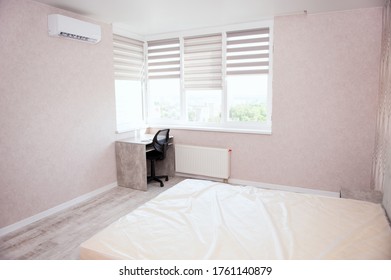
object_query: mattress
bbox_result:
[79,179,391,259]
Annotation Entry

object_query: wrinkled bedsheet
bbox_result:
[80,179,391,259]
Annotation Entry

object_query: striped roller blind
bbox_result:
[113,34,145,80]
[226,28,270,75]
[183,33,222,90]
[147,38,180,79]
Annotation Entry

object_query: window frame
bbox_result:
[115,20,274,135]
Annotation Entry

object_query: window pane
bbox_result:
[148,79,180,120]
[227,75,268,122]
[115,80,143,131]
[186,90,221,123]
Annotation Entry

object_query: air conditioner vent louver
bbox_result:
[48,14,101,44]
[59,32,95,42]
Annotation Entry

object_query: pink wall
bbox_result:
[0,1,382,229]
[172,8,382,193]
[0,0,117,228]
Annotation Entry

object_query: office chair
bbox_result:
[147,129,170,187]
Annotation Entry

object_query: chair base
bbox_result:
[147,175,169,187]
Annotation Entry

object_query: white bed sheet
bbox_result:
[80,179,391,259]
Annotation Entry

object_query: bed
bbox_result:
[79,179,391,259]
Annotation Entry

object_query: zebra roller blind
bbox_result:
[147,38,181,79]
[183,33,223,90]
[113,34,144,80]
[226,28,270,76]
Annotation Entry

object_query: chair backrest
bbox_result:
[152,129,170,156]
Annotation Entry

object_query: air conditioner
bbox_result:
[48,14,101,44]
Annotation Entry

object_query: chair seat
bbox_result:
[146,150,164,160]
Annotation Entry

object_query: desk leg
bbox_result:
[115,142,147,191]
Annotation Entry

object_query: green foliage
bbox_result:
[229,103,267,122]
[188,111,196,122]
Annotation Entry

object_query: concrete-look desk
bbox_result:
[115,134,175,191]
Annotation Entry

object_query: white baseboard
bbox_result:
[0,182,118,237]
[175,173,341,198]
[175,172,226,182]
[228,178,341,198]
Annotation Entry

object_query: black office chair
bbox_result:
[147,129,170,187]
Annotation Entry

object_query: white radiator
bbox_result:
[175,144,231,179]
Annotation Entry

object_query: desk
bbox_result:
[115,134,175,191]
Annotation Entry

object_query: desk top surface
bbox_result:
[116,134,173,145]
[116,134,154,145]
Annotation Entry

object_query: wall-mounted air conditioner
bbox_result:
[48,14,101,44]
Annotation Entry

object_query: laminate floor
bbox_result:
[0,177,186,260]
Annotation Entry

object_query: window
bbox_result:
[113,34,145,132]
[147,38,181,122]
[183,34,223,124]
[148,78,181,121]
[227,75,268,122]
[145,23,272,133]
[186,90,222,122]
[226,28,271,127]
[115,80,143,131]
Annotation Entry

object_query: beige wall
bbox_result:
[172,8,382,193]
[0,0,117,228]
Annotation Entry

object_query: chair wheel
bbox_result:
[165,177,169,181]
[160,182,164,187]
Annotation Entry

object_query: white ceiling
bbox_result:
[33,0,384,36]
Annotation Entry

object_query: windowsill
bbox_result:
[116,123,272,135]
[149,124,272,135]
